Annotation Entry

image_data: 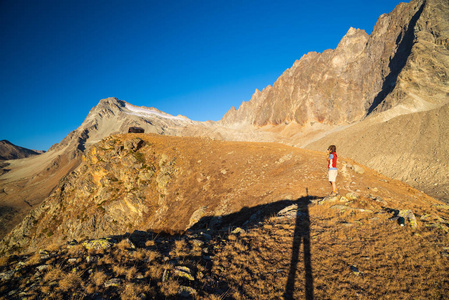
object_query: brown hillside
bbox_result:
[1,134,446,251]
[0,134,448,298]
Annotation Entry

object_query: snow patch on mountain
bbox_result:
[125,103,188,121]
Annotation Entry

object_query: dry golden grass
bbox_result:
[44,243,60,252]
[58,272,82,292]
[170,239,189,257]
[146,249,161,262]
[126,266,137,281]
[209,202,449,299]
[131,248,146,260]
[117,239,133,250]
[92,271,108,287]
[0,256,8,268]
[67,244,85,256]
[159,280,180,297]
[112,264,128,277]
[121,283,149,300]
[145,239,156,247]
[25,252,42,266]
[145,263,163,280]
[40,285,51,294]
[43,266,65,283]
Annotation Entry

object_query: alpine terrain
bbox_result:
[0,0,448,298]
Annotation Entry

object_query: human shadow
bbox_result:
[190,194,317,299]
[284,193,315,300]
[104,195,317,299]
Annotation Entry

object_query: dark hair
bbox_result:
[328,145,336,152]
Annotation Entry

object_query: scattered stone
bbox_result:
[82,238,113,250]
[124,238,136,249]
[276,153,293,164]
[277,205,298,218]
[319,195,340,204]
[350,165,365,174]
[190,239,204,247]
[345,193,358,201]
[162,269,170,282]
[398,210,418,229]
[350,265,362,276]
[0,270,15,280]
[339,196,349,202]
[104,278,122,287]
[330,205,350,211]
[174,266,194,281]
[433,204,449,211]
[36,265,50,272]
[189,206,207,229]
[374,196,387,205]
[179,286,197,297]
[123,138,144,152]
[231,227,246,235]
[86,256,98,264]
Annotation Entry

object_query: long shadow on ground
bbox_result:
[0,196,319,299]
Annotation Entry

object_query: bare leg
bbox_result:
[331,181,337,193]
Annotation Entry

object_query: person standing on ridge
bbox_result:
[327,145,338,195]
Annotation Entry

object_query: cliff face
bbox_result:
[220,0,448,128]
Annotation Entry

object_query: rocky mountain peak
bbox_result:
[219,0,448,128]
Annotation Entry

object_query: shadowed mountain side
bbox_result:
[0,140,43,161]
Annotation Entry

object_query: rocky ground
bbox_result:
[0,134,448,299]
[0,193,448,299]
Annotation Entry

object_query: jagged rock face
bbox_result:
[375,0,449,114]
[220,0,447,127]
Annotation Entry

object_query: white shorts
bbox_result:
[328,169,338,182]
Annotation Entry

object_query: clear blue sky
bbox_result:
[0,0,402,151]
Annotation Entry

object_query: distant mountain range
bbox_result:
[1,0,448,246]
[0,140,44,161]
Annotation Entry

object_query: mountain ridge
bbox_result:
[1,0,448,245]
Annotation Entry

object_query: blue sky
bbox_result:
[0,0,402,151]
